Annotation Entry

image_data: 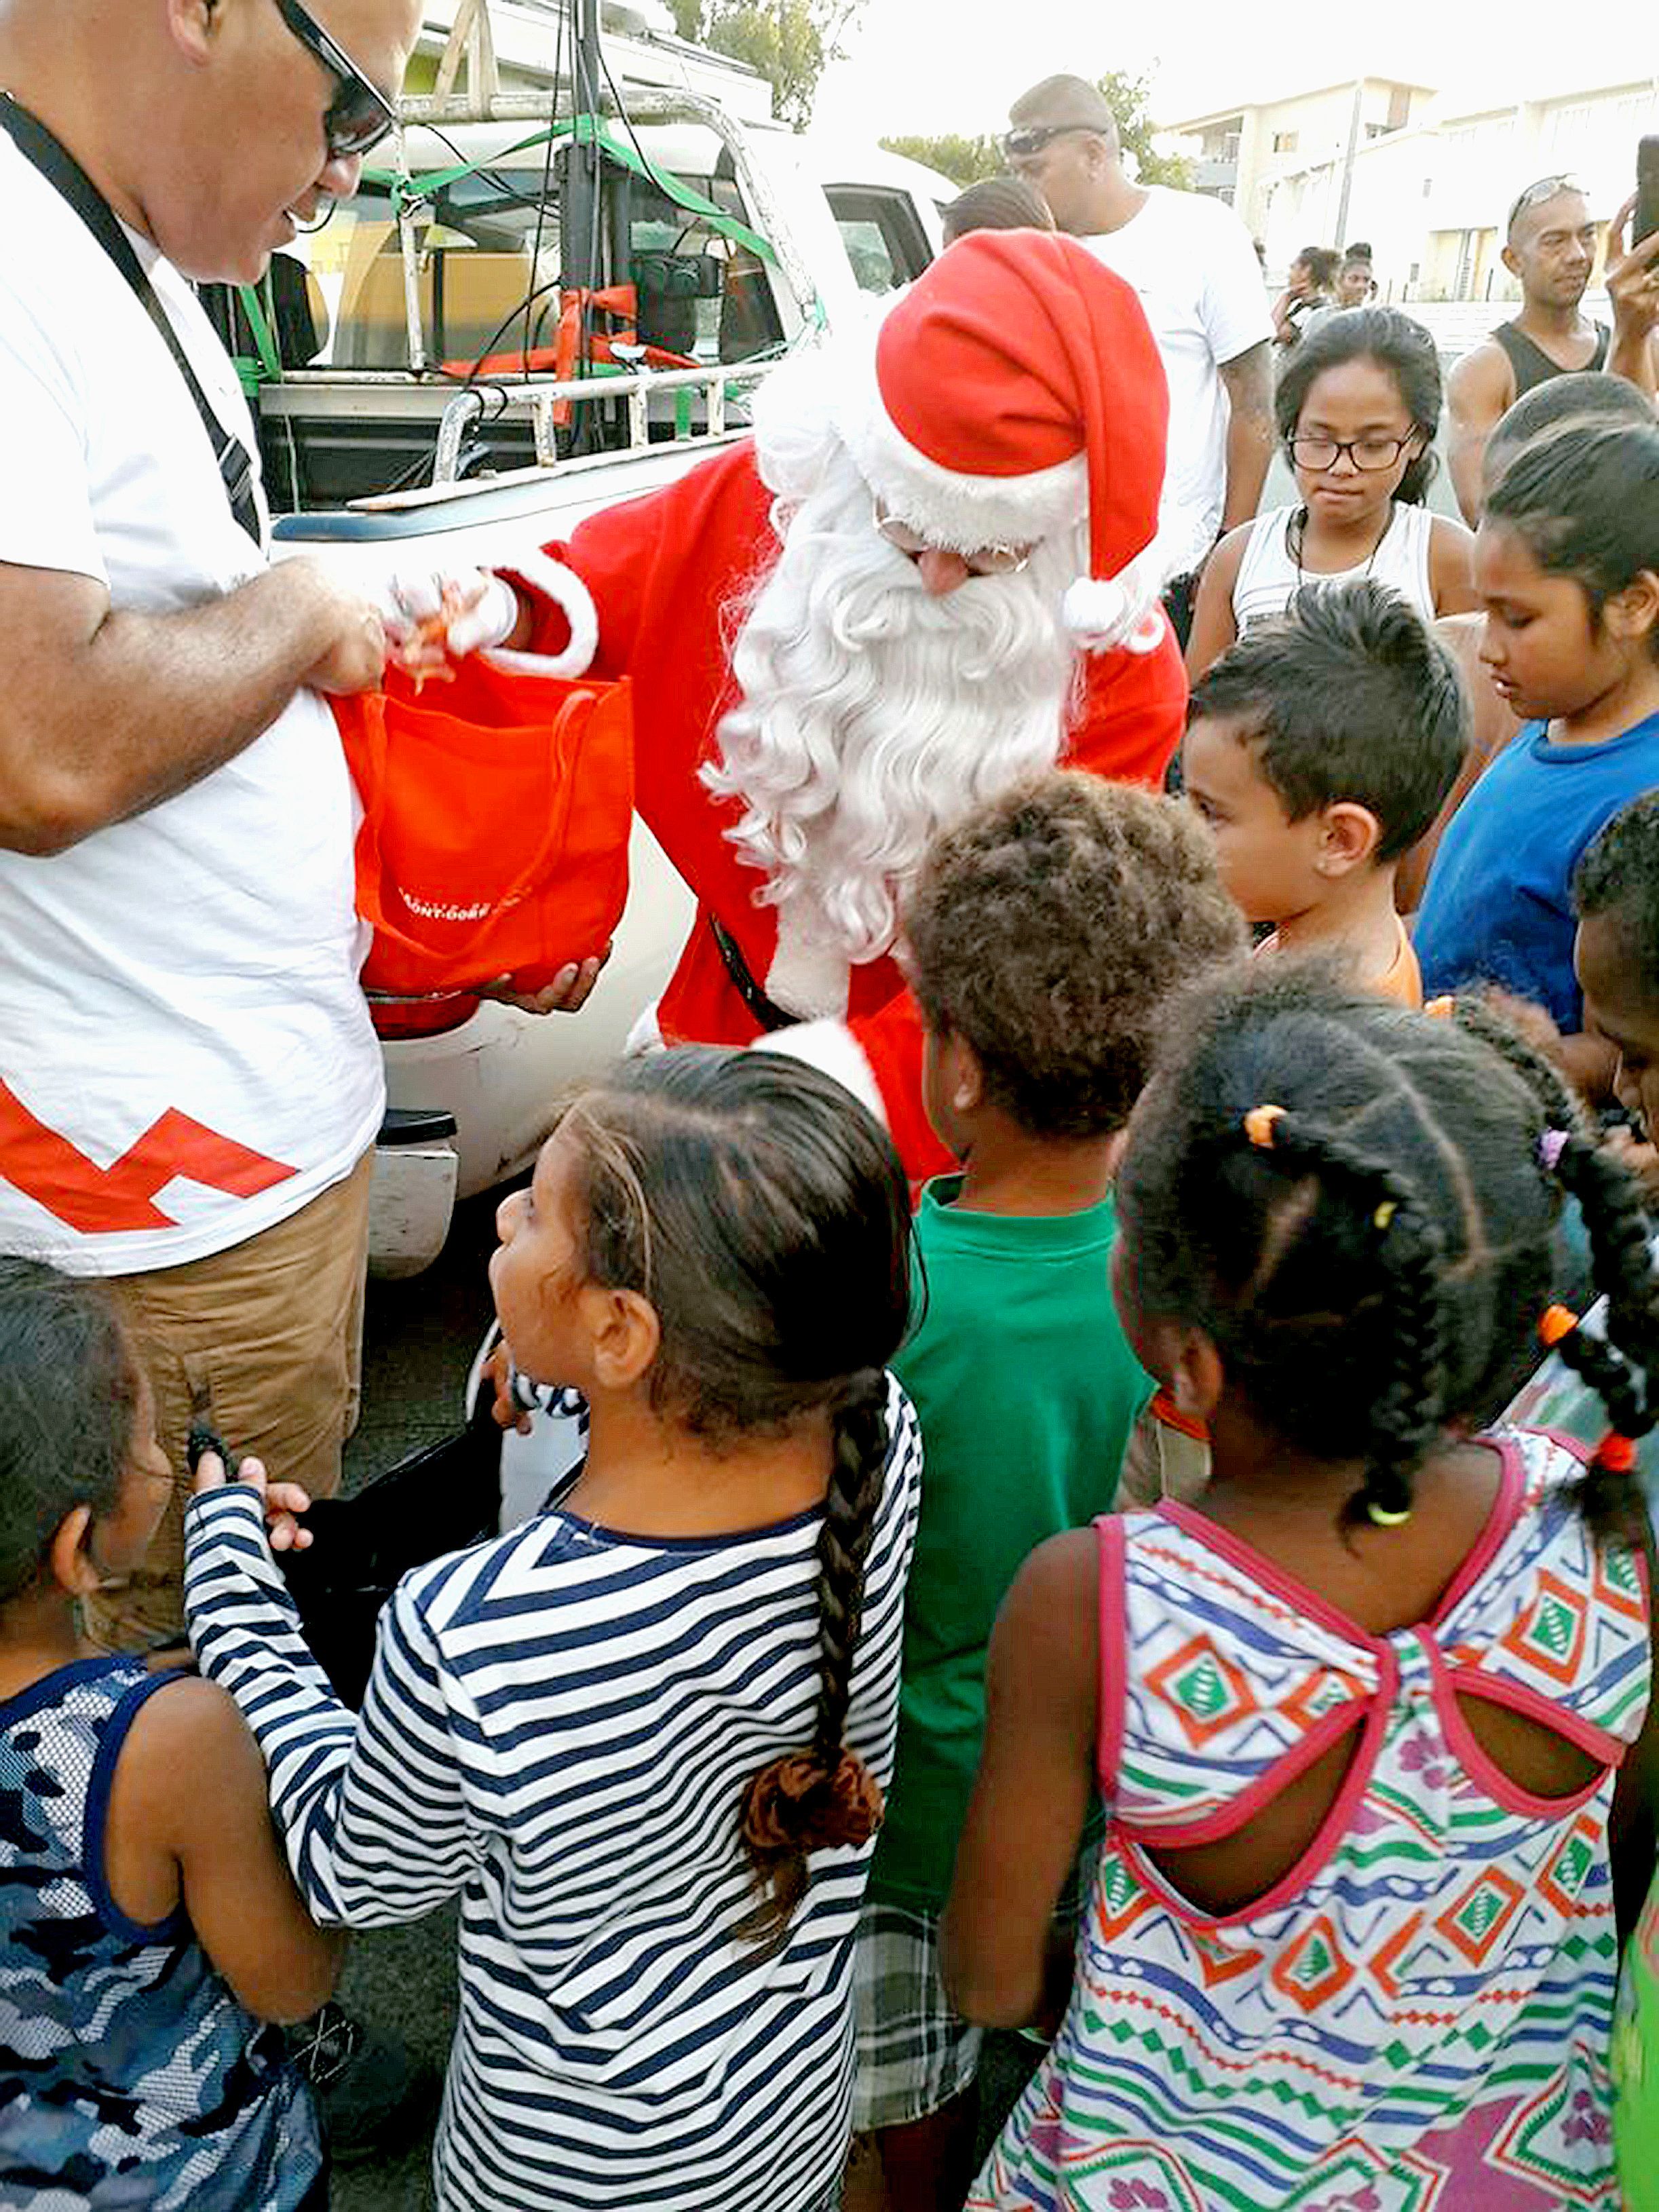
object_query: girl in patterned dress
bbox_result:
[942,966,1658,2211]
[0,1257,336,2209]
[182,1049,924,2212]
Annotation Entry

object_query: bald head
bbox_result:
[1005,73,1124,235]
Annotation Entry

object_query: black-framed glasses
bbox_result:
[874,500,1031,576]
[1288,432,1417,472]
[272,0,398,162]
[999,123,1097,161]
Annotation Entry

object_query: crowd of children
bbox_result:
[5,359,1659,2212]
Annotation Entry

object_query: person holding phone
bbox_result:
[1448,176,1658,524]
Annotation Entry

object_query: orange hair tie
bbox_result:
[1424,995,1456,1021]
[1538,1304,1580,1348]
[1597,1434,1639,1475]
[1243,1105,1287,1151]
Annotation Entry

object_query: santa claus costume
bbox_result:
[494,231,1185,1174]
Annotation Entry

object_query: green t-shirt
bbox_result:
[869,1175,1153,1910]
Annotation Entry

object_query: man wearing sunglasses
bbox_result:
[0,0,436,2163]
[1446,176,1659,526]
[1004,75,1274,647]
[0,0,421,1677]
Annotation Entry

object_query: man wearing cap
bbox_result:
[388,231,1186,1175]
[1002,73,1275,641]
[1447,177,1659,523]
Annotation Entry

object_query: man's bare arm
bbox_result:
[1217,341,1274,537]
[0,558,385,856]
[1446,343,1514,526]
[1604,201,1659,401]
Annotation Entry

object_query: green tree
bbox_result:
[1098,68,1191,191]
[878,133,1001,189]
[668,0,863,128]
[883,69,1193,195]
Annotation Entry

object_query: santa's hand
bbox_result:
[380,568,521,669]
[480,945,610,1016]
[190,1449,314,1553]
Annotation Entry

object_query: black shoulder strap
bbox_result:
[0,92,261,548]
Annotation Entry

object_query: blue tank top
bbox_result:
[0,1654,323,2208]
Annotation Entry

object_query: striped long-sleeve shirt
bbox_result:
[183,1376,923,2212]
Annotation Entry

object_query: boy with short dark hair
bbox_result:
[847,771,1244,2209]
[1183,577,1468,1004]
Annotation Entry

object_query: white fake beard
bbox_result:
[702,435,1081,1004]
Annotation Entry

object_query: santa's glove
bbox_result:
[379,567,520,660]
[383,554,599,682]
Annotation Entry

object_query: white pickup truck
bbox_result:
[227,0,952,1270]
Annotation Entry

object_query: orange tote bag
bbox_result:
[333,655,633,1031]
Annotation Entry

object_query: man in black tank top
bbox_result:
[1448,176,1610,523]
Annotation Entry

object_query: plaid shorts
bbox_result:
[851,1900,984,2132]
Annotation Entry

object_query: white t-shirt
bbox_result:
[1233,501,1436,632]
[0,136,382,1275]
[1080,188,1272,581]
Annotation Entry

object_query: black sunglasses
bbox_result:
[271,0,398,161]
[999,123,1098,160]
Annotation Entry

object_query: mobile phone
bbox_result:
[1637,136,1659,247]
[185,1422,239,1480]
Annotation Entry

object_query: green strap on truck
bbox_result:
[368,115,778,266]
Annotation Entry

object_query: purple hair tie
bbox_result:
[1538,1129,1571,1173]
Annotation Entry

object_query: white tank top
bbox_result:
[1232,501,1436,633]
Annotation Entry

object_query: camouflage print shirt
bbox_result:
[0,1654,322,2209]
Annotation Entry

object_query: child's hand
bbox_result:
[191,1448,315,1552]
[484,1341,533,1436]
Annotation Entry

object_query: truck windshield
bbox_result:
[321,166,783,375]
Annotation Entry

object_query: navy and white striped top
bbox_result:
[183,1376,923,2212]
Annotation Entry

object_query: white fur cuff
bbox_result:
[752,1020,888,1128]
[487,551,600,681]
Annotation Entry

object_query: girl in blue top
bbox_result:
[1415,415,1659,1084]
[0,1258,337,2210]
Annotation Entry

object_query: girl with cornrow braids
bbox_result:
[943,961,1659,2212]
[180,1048,922,2212]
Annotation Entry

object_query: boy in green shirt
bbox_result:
[847,772,1244,2209]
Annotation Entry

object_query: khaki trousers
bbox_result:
[92,1149,373,1644]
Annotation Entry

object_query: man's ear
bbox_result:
[1316,801,1382,877]
[1500,242,1521,283]
[48,1505,101,1598]
[1604,569,1659,648]
[166,0,221,66]
[1166,1327,1224,1424]
[581,1282,662,1394]
[938,1029,985,1118]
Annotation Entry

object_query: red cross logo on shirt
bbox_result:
[0,1081,297,1234]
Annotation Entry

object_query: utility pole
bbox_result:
[1334,76,1365,249]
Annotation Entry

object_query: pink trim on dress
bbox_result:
[1094,1515,1128,1801]
[1113,1645,1401,1932]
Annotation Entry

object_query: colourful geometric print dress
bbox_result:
[972,1429,1650,2211]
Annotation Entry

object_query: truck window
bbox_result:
[824,186,933,296]
[326,165,782,375]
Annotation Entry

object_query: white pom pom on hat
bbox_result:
[835,230,1172,655]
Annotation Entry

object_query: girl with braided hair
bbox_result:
[943,962,1658,2211]
[181,1048,922,2212]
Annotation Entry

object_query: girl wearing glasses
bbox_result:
[1187,308,1478,679]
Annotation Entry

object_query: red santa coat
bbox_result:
[513,438,1187,1175]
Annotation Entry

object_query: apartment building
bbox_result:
[1164,73,1659,303]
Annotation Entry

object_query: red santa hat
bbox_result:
[836,229,1171,653]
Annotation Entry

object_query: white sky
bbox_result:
[812,0,1618,145]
